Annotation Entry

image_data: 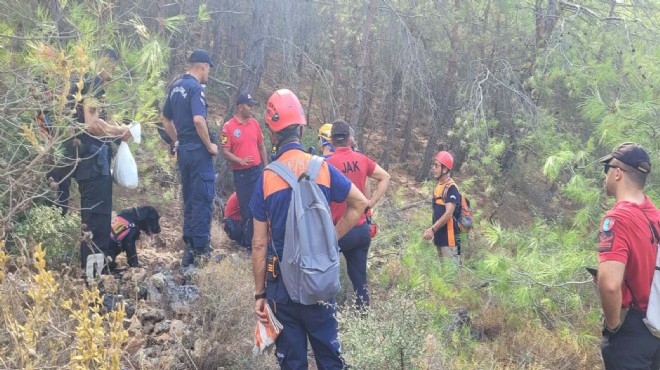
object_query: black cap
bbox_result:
[188,49,215,68]
[331,120,351,139]
[599,142,651,173]
[236,92,257,106]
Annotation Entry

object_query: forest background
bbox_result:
[0,0,658,369]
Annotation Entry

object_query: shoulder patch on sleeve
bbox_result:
[221,135,228,145]
[597,230,615,252]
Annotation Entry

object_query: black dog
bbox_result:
[108,205,161,271]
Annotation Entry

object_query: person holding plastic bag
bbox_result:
[68,48,131,285]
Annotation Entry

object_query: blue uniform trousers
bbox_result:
[338,222,371,307]
[272,299,344,370]
[178,143,215,248]
[266,254,344,369]
[232,165,263,248]
[223,218,245,243]
[601,308,660,369]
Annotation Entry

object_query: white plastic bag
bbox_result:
[129,121,141,144]
[113,141,138,188]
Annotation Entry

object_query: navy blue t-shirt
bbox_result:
[162,74,208,144]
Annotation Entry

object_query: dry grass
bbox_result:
[487,325,601,370]
[193,258,277,369]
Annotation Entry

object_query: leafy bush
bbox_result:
[13,205,81,266]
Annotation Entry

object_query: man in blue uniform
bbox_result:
[250,89,368,369]
[161,49,218,267]
[69,48,131,284]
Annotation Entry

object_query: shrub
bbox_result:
[13,205,81,266]
[0,243,128,369]
[337,289,431,369]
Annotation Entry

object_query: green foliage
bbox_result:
[337,290,431,369]
[13,205,81,266]
[197,3,211,23]
[475,218,598,320]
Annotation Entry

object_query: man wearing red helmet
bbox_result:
[423,151,461,263]
[249,89,368,369]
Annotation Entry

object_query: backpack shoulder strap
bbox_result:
[441,179,457,201]
[307,155,324,182]
[624,205,660,311]
[266,161,298,189]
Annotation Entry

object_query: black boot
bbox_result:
[181,237,194,267]
[194,241,212,267]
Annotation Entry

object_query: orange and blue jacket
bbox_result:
[433,179,460,247]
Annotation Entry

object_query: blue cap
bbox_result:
[236,92,257,106]
[188,49,215,68]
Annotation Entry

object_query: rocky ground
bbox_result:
[99,198,261,369]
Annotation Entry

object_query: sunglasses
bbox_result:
[604,163,627,174]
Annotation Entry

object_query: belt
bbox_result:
[233,164,263,173]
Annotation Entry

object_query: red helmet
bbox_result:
[434,151,454,170]
[265,89,306,132]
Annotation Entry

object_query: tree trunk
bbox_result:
[351,0,377,148]
[416,2,460,181]
[237,0,273,97]
[399,93,416,162]
[380,68,402,170]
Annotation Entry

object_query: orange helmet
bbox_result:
[434,151,454,170]
[265,89,306,132]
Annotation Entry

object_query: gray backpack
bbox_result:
[266,156,341,305]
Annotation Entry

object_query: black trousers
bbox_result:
[77,175,112,271]
[602,309,660,370]
[233,165,263,248]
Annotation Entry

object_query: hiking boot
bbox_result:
[193,241,213,267]
[181,237,194,267]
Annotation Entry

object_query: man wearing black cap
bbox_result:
[327,120,390,308]
[161,49,217,267]
[596,142,660,369]
[220,92,268,250]
[67,47,131,284]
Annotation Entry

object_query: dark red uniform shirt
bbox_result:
[327,147,376,225]
[598,196,660,312]
[221,116,264,171]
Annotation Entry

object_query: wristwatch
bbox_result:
[254,292,267,300]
